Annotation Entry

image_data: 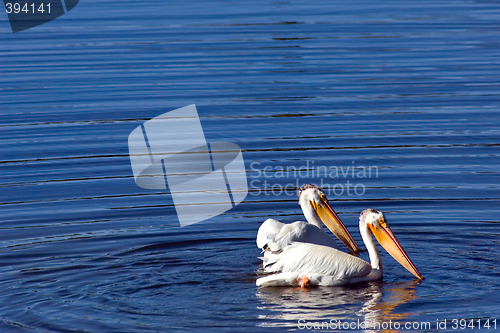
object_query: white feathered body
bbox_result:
[257,242,379,287]
[256,218,337,252]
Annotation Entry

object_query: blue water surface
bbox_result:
[1,1,499,332]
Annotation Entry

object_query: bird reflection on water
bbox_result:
[257,279,421,332]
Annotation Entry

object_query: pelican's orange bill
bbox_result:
[369,223,423,279]
[313,199,360,253]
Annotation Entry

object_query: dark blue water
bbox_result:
[1,1,499,332]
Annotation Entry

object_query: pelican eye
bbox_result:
[378,217,387,227]
[320,193,327,201]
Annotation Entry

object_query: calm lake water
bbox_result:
[1,0,500,332]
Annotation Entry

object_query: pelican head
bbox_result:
[360,209,423,279]
[298,184,359,253]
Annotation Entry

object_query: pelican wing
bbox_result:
[262,242,371,280]
[256,219,284,250]
[257,219,337,252]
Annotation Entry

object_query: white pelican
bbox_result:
[257,209,423,287]
[256,184,359,255]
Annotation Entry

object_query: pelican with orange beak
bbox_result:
[257,184,360,255]
[257,208,423,287]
